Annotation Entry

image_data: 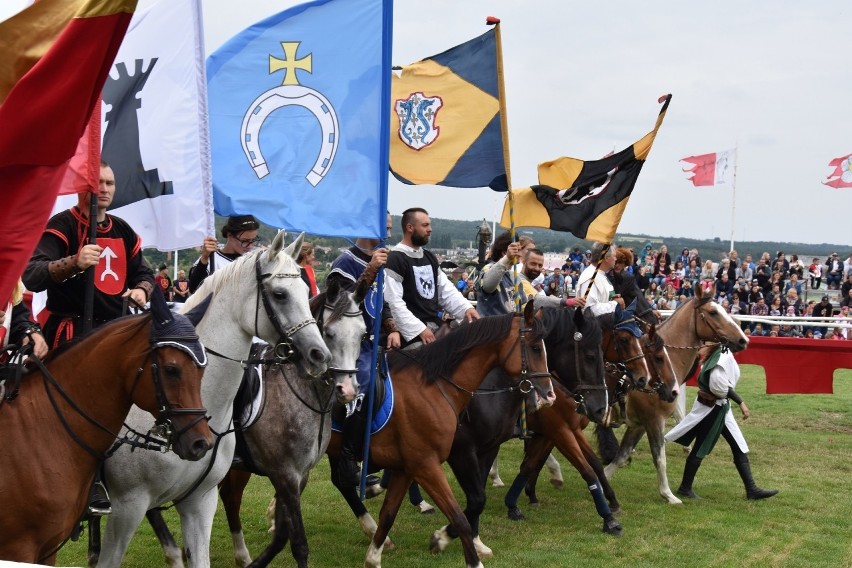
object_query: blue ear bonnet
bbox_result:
[151,312,208,367]
[614,299,643,338]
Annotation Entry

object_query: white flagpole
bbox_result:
[730,145,738,252]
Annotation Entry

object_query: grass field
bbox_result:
[57,367,852,567]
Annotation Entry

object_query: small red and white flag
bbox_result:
[822,153,852,189]
[680,148,736,187]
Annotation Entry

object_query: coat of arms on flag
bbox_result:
[395,91,443,150]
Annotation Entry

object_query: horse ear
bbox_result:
[523,297,535,325]
[326,278,340,304]
[353,273,371,305]
[267,231,285,261]
[573,305,586,329]
[149,286,173,331]
[649,323,657,340]
[695,282,704,300]
[183,294,212,327]
[283,232,305,262]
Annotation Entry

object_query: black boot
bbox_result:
[337,415,362,487]
[676,455,703,499]
[734,454,778,500]
[87,473,111,516]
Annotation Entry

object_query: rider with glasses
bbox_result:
[188,215,260,293]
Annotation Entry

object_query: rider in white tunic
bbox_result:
[665,345,778,500]
[576,242,624,316]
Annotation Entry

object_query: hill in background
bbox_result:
[144,215,851,272]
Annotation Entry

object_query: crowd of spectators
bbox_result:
[506,244,852,341]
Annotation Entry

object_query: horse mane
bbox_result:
[41,314,150,364]
[182,247,300,311]
[594,311,616,331]
[310,286,358,326]
[644,329,665,351]
[388,313,515,383]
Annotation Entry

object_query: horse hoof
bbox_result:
[549,478,564,490]
[602,518,623,537]
[528,499,540,507]
[610,505,623,516]
[429,527,450,554]
[416,500,436,514]
[473,536,493,558]
[491,478,505,488]
[384,537,395,551]
[507,507,525,521]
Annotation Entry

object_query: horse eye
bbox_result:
[273,290,287,300]
[325,330,335,340]
[163,364,181,378]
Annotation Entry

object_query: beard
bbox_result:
[525,269,541,281]
[412,232,430,247]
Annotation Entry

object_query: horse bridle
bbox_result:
[24,329,207,461]
[496,316,552,397]
[313,301,363,378]
[254,255,319,365]
[203,254,317,367]
[568,329,608,415]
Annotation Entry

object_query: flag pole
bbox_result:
[489,15,528,436]
[730,144,738,252]
[359,0,393,500]
[488,16,519,309]
[82,191,97,334]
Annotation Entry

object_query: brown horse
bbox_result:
[601,284,748,503]
[326,302,553,568]
[0,301,211,564]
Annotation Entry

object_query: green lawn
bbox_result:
[58,367,852,567]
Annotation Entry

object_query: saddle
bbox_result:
[232,343,267,475]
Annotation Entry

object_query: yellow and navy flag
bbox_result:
[501,94,672,242]
[390,28,507,190]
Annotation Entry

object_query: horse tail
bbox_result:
[595,424,620,465]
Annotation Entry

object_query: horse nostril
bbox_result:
[310,347,327,363]
[191,439,211,460]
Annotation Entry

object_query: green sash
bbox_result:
[695,347,728,458]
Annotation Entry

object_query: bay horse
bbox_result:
[428,306,631,558]
[328,302,554,568]
[90,233,331,568]
[599,284,748,503]
[148,278,365,568]
[0,289,212,565]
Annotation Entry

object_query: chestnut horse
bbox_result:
[0,291,211,564]
[600,284,748,503]
[327,302,554,568]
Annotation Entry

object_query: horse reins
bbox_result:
[23,331,206,462]
[571,330,608,416]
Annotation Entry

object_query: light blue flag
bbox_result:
[207,0,392,238]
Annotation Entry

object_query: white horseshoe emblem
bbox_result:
[240,84,340,186]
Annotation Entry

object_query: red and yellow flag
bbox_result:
[0,0,137,307]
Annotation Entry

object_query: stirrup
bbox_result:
[88,505,112,516]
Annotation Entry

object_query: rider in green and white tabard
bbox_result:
[665,345,778,500]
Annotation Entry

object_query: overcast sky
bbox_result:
[5,0,852,246]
